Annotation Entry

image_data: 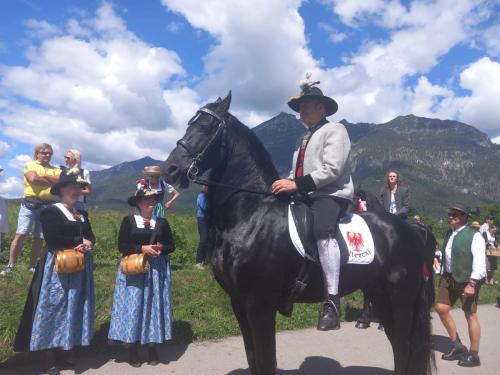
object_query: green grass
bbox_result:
[0,205,499,364]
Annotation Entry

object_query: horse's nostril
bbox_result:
[166,165,178,175]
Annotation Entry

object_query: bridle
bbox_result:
[176,106,273,196]
[176,107,227,181]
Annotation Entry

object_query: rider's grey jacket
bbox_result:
[289,120,354,201]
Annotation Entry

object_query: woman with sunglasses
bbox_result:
[142,166,180,218]
[62,149,91,212]
[377,169,410,220]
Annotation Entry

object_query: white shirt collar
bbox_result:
[134,214,157,229]
[452,225,467,234]
[54,202,84,222]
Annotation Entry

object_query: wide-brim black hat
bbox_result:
[448,206,471,217]
[50,172,88,196]
[127,188,160,207]
[288,86,338,116]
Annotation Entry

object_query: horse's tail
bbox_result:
[407,228,436,375]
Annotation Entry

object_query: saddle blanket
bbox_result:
[288,207,375,265]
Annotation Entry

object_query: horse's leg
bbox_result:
[355,291,371,329]
[390,297,414,375]
[368,289,394,343]
[246,295,278,375]
[230,297,257,374]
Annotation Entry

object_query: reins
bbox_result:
[190,176,274,196]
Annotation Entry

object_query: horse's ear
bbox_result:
[218,91,232,113]
[214,97,222,103]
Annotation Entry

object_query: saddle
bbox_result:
[289,200,375,266]
[281,198,375,317]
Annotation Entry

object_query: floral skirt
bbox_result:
[30,250,95,351]
[108,255,172,344]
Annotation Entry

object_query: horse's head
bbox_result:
[162,92,232,188]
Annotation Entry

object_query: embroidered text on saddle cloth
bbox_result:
[288,209,375,265]
[338,213,375,264]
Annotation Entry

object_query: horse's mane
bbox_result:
[226,113,281,183]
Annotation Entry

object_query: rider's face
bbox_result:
[299,100,325,127]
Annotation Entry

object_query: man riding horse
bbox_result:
[271,80,353,330]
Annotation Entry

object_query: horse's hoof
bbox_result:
[355,321,370,329]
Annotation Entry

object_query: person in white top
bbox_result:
[435,206,486,368]
[62,149,91,212]
[479,214,494,234]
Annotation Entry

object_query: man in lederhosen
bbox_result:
[272,80,353,330]
[435,206,486,367]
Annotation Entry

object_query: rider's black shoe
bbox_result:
[458,352,480,367]
[442,343,467,361]
[317,294,340,331]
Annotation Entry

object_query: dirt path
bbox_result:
[2,305,499,374]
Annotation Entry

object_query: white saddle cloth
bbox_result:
[288,207,375,265]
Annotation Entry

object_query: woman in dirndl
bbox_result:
[142,165,180,218]
[108,183,175,367]
[14,173,95,375]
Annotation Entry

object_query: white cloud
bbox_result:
[25,19,62,38]
[0,176,23,198]
[0,2,193,167]
[447,57,500,136]
[162,0,318,117]
[0,140,9,158]
[318,22,347,44]
[167,21,184,33]
[8,154,32,170]
[482,23,500,57]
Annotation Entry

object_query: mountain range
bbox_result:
[89,114,500,216]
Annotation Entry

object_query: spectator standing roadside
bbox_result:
[61,149,91,212]
[108,183,175,367]
[0,143,60,276]
[435,206,486,367]
[378,170,410,220]
[479,214,494,235]
[13,172,95,375]
[195,185,210,269]
[0,166,10,252]
[482,225,497,285]
[143,166,180,218]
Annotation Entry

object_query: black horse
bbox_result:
[163,93,435,375]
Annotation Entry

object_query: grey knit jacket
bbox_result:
[289,120,354,200]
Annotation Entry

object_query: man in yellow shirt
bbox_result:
[1,143,60,276]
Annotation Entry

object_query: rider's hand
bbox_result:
[271,179,298,195]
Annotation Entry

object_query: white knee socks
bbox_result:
[317,238,340,295]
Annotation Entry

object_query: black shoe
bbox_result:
[458,352,480,367]
[127,345,141,368]
[43,349,60,375]
[46,366,61,375]
[147,346,159,366]
[442,344,468,360]
[55,350,76,368]
[317,295,340,331]
[355,321,370,329]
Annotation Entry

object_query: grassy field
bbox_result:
[0,204,499,364]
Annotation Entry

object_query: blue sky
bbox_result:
[0,0,499,197]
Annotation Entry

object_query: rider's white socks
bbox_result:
[317,238,340,295]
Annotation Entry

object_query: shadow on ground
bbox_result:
[0,320,193,374]
[226,356,392,375]
[431,334,453,355]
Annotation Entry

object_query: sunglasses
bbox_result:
[38,151,52,155]
[447,212,462,218]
